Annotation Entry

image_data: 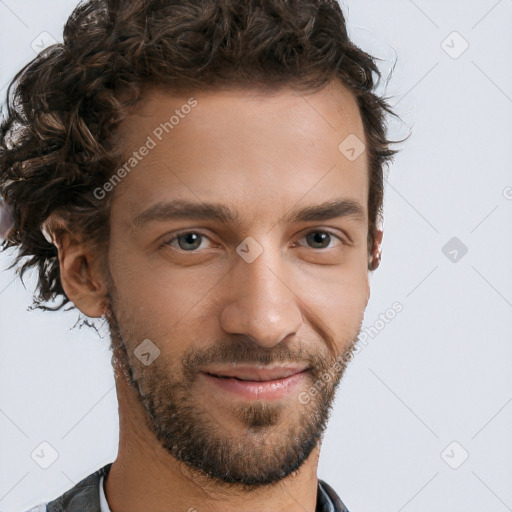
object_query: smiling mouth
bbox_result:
[201,364,310,383]
[200,368,309,401]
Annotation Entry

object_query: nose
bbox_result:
[219,243,304,349]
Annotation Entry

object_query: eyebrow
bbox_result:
[132,198,366,229]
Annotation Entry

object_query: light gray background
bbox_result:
[1,1,511,510]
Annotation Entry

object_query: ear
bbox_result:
[368,228,383,272]
[52,224,109,318]
[365,228,383,305]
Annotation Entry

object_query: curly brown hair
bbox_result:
[0,0,402,314]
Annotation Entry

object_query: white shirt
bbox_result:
[99,475,112,512]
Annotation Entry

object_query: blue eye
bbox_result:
[163,231,211,251]
[162,229,344,253]
[298,230,344,250]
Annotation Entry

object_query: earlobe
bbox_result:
[56,231,109,318]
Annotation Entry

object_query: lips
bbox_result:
[202,364,309,382]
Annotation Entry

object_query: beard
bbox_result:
[104,290,360,490]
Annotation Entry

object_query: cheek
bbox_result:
[299,266,369,340]
[108,250,224,347]
[109,235,209,309]
[322,280,367,318]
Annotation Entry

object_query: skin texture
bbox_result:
[55,79,383,512]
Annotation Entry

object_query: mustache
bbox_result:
[180,335,339,377]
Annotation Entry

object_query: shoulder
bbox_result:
[318,479,351,512]
[24,463,112,512]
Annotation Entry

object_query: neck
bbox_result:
[104,372,322,512]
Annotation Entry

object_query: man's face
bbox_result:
[103,80,371,486]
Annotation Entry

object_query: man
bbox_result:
[0,0,400,510]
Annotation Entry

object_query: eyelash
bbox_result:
[161,229,346,252]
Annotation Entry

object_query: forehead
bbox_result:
[111,80,369,227]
